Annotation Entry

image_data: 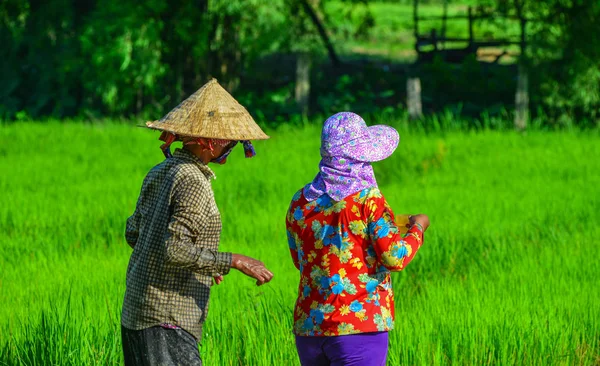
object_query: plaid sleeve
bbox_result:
[125,183,146,248]
[164,173,232,276]
[125,211,140,248]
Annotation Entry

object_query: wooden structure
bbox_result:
[409,0,530,129]
[413,0,527,64]
[295,53,312,115]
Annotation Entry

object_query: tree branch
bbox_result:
[299,0,340,66]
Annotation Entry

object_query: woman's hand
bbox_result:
[231,254,274,286]
[213,275,224,285]
[407,214,430,232]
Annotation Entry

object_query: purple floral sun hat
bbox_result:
[320,112,399,162]
[303,112,400,202]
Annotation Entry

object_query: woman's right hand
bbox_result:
[407,214,430,232]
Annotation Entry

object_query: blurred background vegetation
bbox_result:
[1,0,598,127]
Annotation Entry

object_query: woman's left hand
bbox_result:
[213,275,224,285]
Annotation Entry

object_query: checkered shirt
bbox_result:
[121,148,232,342]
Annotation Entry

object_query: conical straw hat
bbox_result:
[146,79,269,140]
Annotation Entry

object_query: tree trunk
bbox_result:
[299,0,340,66]
[413,0,419,54]
[441,0,448,50]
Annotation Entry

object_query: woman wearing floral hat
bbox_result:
[121,79,274,365]
[286,112,430,365]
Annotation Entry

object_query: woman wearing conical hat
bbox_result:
[286,112,430,365]
[121,79,273,365]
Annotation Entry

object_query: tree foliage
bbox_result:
[1,0,597,125]
[477,0,600,125]
[0,0,370,119]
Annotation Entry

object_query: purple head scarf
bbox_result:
[303,112,400,202]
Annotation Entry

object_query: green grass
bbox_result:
[1,120,599,365]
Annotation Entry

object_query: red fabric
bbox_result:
[286,188,424,336]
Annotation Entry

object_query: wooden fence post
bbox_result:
[295,52,311,115]
[407,75,423,120]
[514,63,528,130]
[515,5,528,130]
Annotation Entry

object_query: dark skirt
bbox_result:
[121,325,202,366]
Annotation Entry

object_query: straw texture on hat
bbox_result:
[146,79,269,140]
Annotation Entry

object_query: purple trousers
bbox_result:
[295,332,389,366]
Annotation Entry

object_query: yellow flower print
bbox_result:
[381,306,392,319]
[385,294,393,307]
[350,257,363,270]
[339,304,351,316]
[409,231,422,243]
[381,251,403,268]
[367,201,378,214]
[329,246,353,263]
[406,243,413,257]
[366,188,383,199]
[355,310,368,322]
[337,323,356,334]
[323,200,346,216]
[348,220,367,237]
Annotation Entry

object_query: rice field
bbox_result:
[0,120,599,365]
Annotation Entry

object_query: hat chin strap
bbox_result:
[242,141,256,158]
[157,132,257,161]
[159,132,177,158]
